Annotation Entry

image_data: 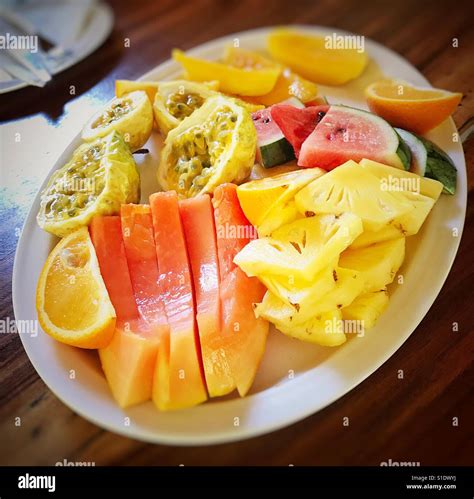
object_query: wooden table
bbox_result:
[1,0,473,466]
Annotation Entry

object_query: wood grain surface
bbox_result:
[0,0,473,466]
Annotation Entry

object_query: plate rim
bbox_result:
[12,25,467,446]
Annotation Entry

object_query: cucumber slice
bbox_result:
[418,136,457,195]
[396,127,457,195]
[395,128,427,175]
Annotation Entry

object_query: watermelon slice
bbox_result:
[271,104,329,158]
[252,97,304,168]
[298,105,411,171]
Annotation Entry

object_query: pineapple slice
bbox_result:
[255,268,364,325]
[257,199,300,237]
[392,190,436,235]
[255,305,346,347]
[350,225,402,249]
[342,289,389,330]
[260,262,337,308]
[359,159,443,200]
[350,190,436,248]
[294,160,413,231]
[339,238,405,292]
[234,212,363,281]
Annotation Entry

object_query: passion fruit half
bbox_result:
[82,90,153,151]
[37,131,140,237]
[158,95,257,198]
[153,80,219,136]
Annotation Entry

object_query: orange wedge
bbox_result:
[365,80,462,134]
[36,227,116,349]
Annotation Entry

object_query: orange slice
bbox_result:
[36,227,116,348]
[365,80,462,134]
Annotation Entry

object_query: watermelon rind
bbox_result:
[259,138,295,168]
[253,98,304,168]
[395,131,412,170]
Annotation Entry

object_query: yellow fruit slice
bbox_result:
[255,267,363,325]
[234,213,363,281]
[261,262,337,308]
[158,95,256,197]
[115,80,160,103]
[267,29,368,85]
[295,160,414,232]
[152,79,219,135]
[339,238,405,293]
[342,289,389,330]
[37,131,140,238]
[36,227,116,349]
[236,168,325,227]
[256,303,346,347]
[256,199,300,238]
[359,159,443,200]
[223,46,318,105]
[365,80,462,134]
[82,90,153,151]
[173,49,281,96]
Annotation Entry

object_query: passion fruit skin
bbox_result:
[82,90,153,152]
[37,131,140,238]
[153,80,219,136]
[158,95,257,198]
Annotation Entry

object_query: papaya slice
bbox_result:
[179,195,234,397]
[89,216,160,408]
[149,191,208,410]
[120,204,168,329]
[212,184,269,396]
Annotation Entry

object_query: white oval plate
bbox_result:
[12,26,467,445]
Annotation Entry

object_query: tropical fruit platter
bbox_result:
[25,26,464,430]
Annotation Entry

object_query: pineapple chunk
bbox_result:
[350,225,402,249]
[260,262,337,308]
[294,160,414,231]
[234,213,363,281]
[255,268,364,325]
[237,168,325,227]
[255,305,346,347]
[392,190,436,235]
[342,289,389,330]
[339,238,405,292]
[350,190,436,248]
[359,159,443,200]
[257,199,300,237]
